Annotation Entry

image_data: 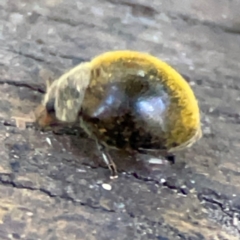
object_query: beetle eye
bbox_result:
[46,98,55,114]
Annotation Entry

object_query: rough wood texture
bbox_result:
[0,0,240,239]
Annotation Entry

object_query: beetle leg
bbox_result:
[97,143,118,179]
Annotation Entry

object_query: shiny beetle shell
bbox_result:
[82,51,202,153]
[36,50,201,175]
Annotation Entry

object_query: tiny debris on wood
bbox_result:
[102,183,112,191]
[11,111,36,129]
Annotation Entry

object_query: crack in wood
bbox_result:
[0,79,46,93]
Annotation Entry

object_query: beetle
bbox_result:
[35,50,202,178]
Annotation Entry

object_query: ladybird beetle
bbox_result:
[36,50,202,178]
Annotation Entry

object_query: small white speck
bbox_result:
[13,155,19,159]
[26,212,33,216]
[219,116,225,121]
[76,168,86,173]
[46,137,52,146]
[160,178,166,183]
[189,81,195,86]
[115,203,125,209]
[48,28,55,35]
[102,183,112,191]
[137,70,145,77]
[96,180,103,184]
[148,158,163,164]
[203,116,211,123]
[203,127,212,135]
[190,180,195,184]
[233,213,239,226]
[209,107,214,113]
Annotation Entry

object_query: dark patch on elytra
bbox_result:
[46,98,55,114]
[82,74,170,152]
[88,113,166,151]
[58,79,81,102]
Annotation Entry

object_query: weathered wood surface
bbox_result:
[0,0,240,239]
